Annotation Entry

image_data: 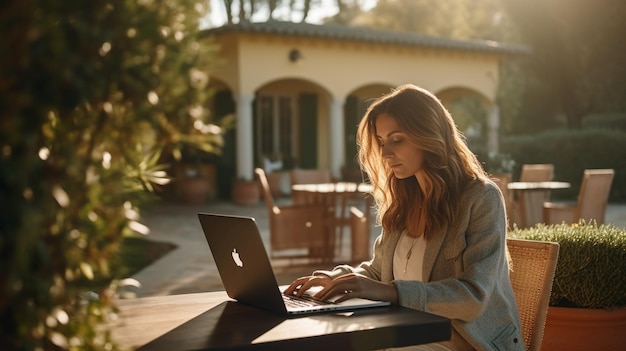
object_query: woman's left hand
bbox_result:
[313,273,399,304]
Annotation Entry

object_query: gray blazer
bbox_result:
[317,179,525,351]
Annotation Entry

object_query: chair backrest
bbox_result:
[350,207,370,262]
[492,173,513,212]
[254,168,276,209]
[507,238,559,351]
[255,167,327,255]
[290,169,332,186]
[575,169,615,224]
[520,164,554,182]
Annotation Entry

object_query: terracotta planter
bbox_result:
[174,164,217,204]
[178,177,212,205]
[232,180,260,206]
[541,306,626,351]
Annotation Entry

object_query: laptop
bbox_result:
[197,212,390,315]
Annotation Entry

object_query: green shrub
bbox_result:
[509,222,626,309]
[0,0,222,350]
[502,128,626,201]
[583,113,626,131]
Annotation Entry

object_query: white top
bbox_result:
[393,231,426,281]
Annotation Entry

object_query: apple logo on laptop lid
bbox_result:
[231,248,244,267]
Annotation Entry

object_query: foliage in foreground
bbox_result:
[0,0,222,349]
[509,222,626,309]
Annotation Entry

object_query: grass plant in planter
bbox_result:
[509,221,626,351]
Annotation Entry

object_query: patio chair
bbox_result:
[289,169,332,186]
[290,168,333,204]
[543,169,615,225]
[491,173,513,218]
[255,168,328,260]
[349,207,370,263]
[519,164,554,182]
[518,163,555,207]
[510,164,555,227]
[507,238,560,351]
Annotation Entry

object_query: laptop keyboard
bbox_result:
[283,294,329,308]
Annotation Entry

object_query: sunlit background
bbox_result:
[203,0,377,27]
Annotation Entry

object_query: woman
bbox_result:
[285,84,524,351]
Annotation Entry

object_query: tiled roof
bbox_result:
[205,20,529,55]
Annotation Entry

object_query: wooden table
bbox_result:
[291,182,373,205]
[507,181,570,228]
[109,291,451,351]
[291,182,373,261]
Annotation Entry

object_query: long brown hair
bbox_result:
[357,84,488,238]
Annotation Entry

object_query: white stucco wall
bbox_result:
[207,31,504,179]
[210,33,499,103]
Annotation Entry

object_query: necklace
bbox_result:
[403,235,420,275]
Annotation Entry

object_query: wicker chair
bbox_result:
[507,238,560,351]
[519,164,554,182]
[509,164,555,228]
[543,169,614,225]
[491,173,513,218]
[349,207,370,263]
[289,168,332,185]
[289,169,332,203]
[255,168,328,260]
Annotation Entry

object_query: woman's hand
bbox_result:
[284,273,399,304]
[284,274,332,297]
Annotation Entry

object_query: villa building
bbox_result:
[201,21,526,198]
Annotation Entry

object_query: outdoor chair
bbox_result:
[518,164,555,206]
[520,164,555,182]
[290,168,333,204]
[255,168,328,260]
[290,168,332,186]
[510,164,555,227]
[491,173,513,218]
[543,169,615,225]
[349,206,370,263]
[290,181,372,261]
[519,164,555,204]
[507,238,560,351]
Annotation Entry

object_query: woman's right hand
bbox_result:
[283,274,332,297]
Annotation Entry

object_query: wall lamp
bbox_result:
[289,48,303,63]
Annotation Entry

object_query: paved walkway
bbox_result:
[119,199,343,298]
[119,199,626,298]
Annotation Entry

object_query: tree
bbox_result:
[351,0,512,41]
[222,0,235,23]
[0,0,224,349]
[218,0,320,24]
[503,0,626,129]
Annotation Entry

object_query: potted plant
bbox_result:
[232,177,260,206]
[172,149,218,205]
[509,221,626,351]
[166,114,234,204]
